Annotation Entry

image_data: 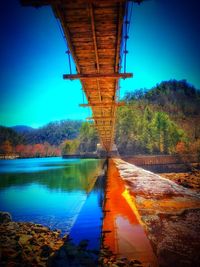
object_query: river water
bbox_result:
[0,157,104,249]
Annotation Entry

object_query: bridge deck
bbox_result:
[22,0,133,151]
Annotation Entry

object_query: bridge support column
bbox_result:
[97,143,107,158]
[108,144,119,158]
[97,143,119,158]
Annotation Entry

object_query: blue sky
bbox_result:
[0,0,200,127]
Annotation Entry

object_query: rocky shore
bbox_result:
[160,169,200,193]
[0,220,64,267]
[0,212,144,267]
[99,248,144,267]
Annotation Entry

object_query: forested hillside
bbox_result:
[0,126,24,145]
[22,120,82,146]
[1,80,200,157]
[116,80,200,155]
[62,122,99,155]
[0,120,82,157]
[12,125,34,134]
[0,120,82,147]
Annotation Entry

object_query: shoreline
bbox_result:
[0,218,146,267]
[0,155,61,160]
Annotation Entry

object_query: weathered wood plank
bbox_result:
[63,73,133,80]
[79,101,125,107]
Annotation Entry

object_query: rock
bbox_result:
[119,256,127,261]
[78,239,89,249]
[40,245,52,257]
[0,211,12,223]
[115,260,126,266]
[18,234,32,245]
[33,226,49,233]
[0,220,67,267]
[133,260,141,265]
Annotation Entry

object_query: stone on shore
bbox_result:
[0,221,64,267]
[160,170,200,193]
[0,211,12,223]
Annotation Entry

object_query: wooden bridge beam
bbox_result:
[90,125,112,129]
[89,3,99,73]
[53,7,81,74]
[109,2,124,151]
[79,102,125,107]
[86,116,114,120]
[21,0,142,6]
[63,73,133,80]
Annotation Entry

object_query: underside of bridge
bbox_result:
[22,0,135,152]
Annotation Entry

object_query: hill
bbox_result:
[0,120,82,147]
[22,120,82,146]
[0,120,83,157]
[125,79,200,116]
[0,126,24,146]
[12,125,34,134]
[116,79,200,155]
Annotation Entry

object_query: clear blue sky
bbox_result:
[0,0,200,127]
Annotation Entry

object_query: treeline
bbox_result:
[0,120,82,158]
[0,120,98,158]
[62,122,99,155]
[0,140,61,158]
[0,120,82,146]
[0,123,98,158]
[1,80,200,157]
[0,126,24,146]
[21,120,82,145]
[116,106,186,154]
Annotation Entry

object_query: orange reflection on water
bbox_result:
[102,159,158,267]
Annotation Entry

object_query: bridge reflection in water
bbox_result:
[102,159,158,267]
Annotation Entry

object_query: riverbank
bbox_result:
[160,169,200,193]
[123,154,200,173]
[0,154,19,159]
[0,155,61,160]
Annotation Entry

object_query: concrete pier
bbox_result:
[112,158,200,267]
